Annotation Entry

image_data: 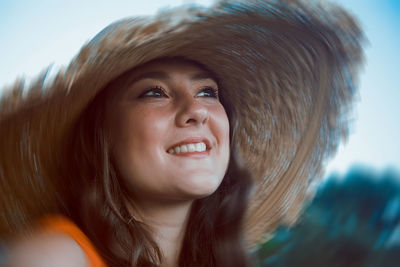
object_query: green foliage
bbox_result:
[253,166,400,267]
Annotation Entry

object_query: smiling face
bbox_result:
[106,59,230,205]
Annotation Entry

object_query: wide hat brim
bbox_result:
[0,0,364,246]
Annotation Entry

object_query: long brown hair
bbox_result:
[61,58,253,266]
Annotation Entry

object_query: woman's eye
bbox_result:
[139,86,167,98]
[197,86,219,99]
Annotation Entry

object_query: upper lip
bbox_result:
[167,137,211,151]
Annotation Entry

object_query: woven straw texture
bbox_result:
[0,0,364,246]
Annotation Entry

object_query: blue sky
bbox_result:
[0,0,399,176]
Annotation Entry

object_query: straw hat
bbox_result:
[0,0,364,246]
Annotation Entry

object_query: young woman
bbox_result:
[0,0,364,266]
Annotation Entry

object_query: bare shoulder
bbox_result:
[4,230,87,267]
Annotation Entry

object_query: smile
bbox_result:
[167,142,207,154]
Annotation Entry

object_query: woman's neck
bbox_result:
[128,198,193,267]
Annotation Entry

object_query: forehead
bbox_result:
[104,58,219,102]
[129,58,218,82]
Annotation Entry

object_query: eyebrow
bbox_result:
[190,72,217,81]
[131,72,169,83]
[130,71,218,84]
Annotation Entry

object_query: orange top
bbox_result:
[40,215,107,267]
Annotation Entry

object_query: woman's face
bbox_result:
[107,59,230,205]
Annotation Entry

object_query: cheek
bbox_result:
[114,105,167,144]
[211,104,230,162]
[110,107,169,179]
[216,105,230,142]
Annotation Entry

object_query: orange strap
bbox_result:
[40,215,106,267]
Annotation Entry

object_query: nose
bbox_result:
[175,94,209,127]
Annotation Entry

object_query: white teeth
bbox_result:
[188,144,195,152]
[195,143,203,151]
[180,145,188,153]
[168,142,207,154]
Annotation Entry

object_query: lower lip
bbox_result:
[168,150,210,157]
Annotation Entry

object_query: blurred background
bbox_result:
[253,167,400,267]
[1,0,399,266]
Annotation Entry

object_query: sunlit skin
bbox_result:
[106,59,230,266]
[107,60,230,204]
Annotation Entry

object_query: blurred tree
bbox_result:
[254,166,400,267]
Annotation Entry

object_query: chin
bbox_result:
[177,174,223,199]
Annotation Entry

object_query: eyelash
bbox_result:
[139,86,219,99]
[139,86,167,98]
[197,86,219,99]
